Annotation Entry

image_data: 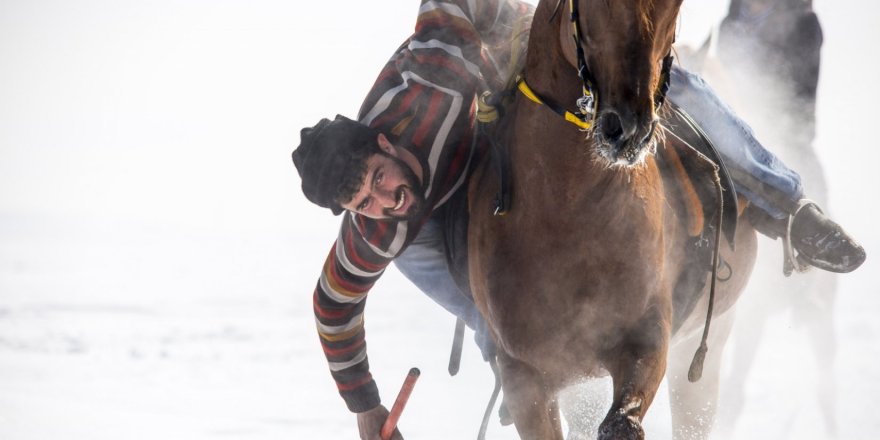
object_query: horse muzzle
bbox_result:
[593,110,659,166]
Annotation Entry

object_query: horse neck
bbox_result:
[523,1,583,114]
[516,2,602,170]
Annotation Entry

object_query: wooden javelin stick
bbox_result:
[380,367,421,440]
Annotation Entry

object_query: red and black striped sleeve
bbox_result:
[311,0,536,414]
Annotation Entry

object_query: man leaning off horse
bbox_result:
[290,0,865,438]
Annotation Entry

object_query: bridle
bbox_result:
[517,0,675,130]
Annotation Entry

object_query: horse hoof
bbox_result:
[598,413,645,440]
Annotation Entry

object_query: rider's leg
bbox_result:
[668,65,802,217]
[667,65,865,273]
[393,213,496,360]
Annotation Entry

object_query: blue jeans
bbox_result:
[395,67,805,361]
[668,66,803,219]
[393,215,496,360]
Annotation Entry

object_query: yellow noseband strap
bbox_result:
[516,77,594,131]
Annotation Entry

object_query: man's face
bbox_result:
[340,150,425,221]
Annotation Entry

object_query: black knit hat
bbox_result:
[292,115,379,215]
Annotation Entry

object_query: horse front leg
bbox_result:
[497,350,564,440]
[599,306,670,440]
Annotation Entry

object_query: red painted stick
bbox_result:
[380,367,421,440]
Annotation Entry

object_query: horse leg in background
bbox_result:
[717,265,838,438]
[497,350,565,440]
[598,308,670,440]
[715,299,770,438]
[798,272,839,438]
[561,378,613,440]
[666,309,736,440]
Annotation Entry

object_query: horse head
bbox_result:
[557,0,683,166]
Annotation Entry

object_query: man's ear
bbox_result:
[377,133,398,157]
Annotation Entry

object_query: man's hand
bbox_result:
[357,405,403,440]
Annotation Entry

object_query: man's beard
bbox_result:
[383,155,426,221]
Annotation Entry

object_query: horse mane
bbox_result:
[550,0,564,23]
[640,0,658,39]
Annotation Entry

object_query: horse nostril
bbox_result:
[600,112,624,142]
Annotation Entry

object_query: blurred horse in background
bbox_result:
[678,0,837,437]
[467,0,758,438]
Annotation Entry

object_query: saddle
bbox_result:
[657,102,741,333]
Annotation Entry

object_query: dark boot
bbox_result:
[789,203,866,273]
[746,202,866,274]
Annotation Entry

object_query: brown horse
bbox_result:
[467,0,757,439]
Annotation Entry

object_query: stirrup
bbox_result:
[782,199,819,276]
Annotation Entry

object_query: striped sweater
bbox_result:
[312,0,534,413]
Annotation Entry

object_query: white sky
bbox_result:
[1,0,878,233]
[1,1,879,438]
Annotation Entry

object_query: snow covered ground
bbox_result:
[1,1,879,439]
